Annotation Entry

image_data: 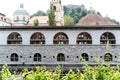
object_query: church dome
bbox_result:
[14,3,29,15]
[14,9,28,14]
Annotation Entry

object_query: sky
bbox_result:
[0,0,119,21]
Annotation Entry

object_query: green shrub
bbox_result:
[1,63,120,80]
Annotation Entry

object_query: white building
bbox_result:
[13,3,30,26]
[0,1,119,70]
[0,13,12,26]
[0,14,118,70]
[0,25,119,70]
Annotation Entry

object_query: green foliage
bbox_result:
[31,10,47,18]
[54,4,101,25]
[2,64,120,80]
[31,4,119,26]
[64,4,119,25]
[1,64,11,80]
[48,3,56,26]
[34,19,39,26]
[87,9,96,14]
[105,16,119,25]
[64,5,88,24]
[64,15,74,26]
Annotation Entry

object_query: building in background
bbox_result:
[51,0,64,26]
[28,16,49,26]
[15,0,64,26]
[0,13,12,26]
[12,3,30,26]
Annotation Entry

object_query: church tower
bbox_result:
[51,0,64,26]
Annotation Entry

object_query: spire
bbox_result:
[20,3,24,8]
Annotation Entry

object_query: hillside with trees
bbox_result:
[31,10,47,18]
[64,4,119,25]
[64,4,88,25]
[31,4,119,26]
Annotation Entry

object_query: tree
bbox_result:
[64,5,88,25]
[31,10,47,18]
[105,15,119,25]
[48,3,56,26]
[34,19,39,26]
[87,9,96,14]
[64,15,74,26]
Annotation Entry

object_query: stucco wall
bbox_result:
[0,29,119,45]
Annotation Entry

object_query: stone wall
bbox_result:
[0,27,120,69]
[0,45,119,65]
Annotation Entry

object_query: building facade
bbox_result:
[51,0,64,26]
[28,16,49,26]
[0,26,119,70]
[0,13,12,26]
[13,3,30,26]
[0,0,118,70]
[15,0,64,26]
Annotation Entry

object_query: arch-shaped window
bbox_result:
[53,6,56,11]
[34,53,42,62]
[81,53,89,61]
[54,32,69,44]
[30,32,45,44]
[100,32,116,44]
[104,53,112,62]
[17,16,19,21]
[23,17,25,21]
[11,53,19,61]
[57,53,65,62]
[7,32,22,44]
[77,32,92,44]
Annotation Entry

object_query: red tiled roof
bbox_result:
[0,13,5,16]
[76,14,116,26]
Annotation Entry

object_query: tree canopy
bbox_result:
[31,4,119,26]
[64,15,74,26]
[105,16,119,25]
[31,10,47,18]
[63,5,102,25]
[48,3,56,26]
[34,19,39,26]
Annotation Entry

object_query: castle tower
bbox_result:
[51,0,64,26]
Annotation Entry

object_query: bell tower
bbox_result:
[51,0,64,26]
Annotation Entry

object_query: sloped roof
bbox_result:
[76,14,116,26]
[0,13,5,16]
